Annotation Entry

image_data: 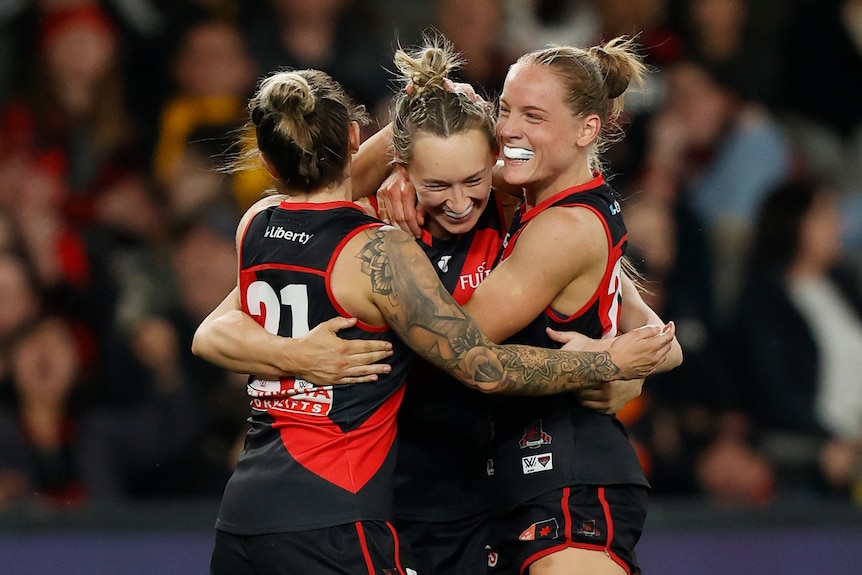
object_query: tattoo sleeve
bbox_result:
[357,228,621,395]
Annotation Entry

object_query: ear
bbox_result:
[348,121,361,154]
[575,114,601,147]
[394,163,410,179]
[259,152,280,180]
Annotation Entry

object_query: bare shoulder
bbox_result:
[519,204,606,257]
[349,224,434,290]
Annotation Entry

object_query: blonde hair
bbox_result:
[518,36,647,170]
[390,33,497,164]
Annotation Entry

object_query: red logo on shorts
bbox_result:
[577,519,602,537]
[518,518,559,541]
[520,419,552,449]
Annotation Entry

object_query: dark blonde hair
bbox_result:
[241,69,369,191]
[517,36,646,169]
[390,34,497,165]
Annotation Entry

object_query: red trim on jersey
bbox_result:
[355,522,377,575]
[325,222,389,332]
[278,200,367,212]
[519,173,605,225]
[366,194,380,217]
[274,385,404,493]
[498,174,605,265]
[545,203,626,338]
[420,227,434,246]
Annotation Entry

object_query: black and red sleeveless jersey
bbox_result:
[215,200,413,535]
[490,174,649,511]
[393,191,506,521]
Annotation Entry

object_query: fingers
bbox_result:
[337,356,393,384]
[320,316,358,333]
[545,327,576,343]
[378,175,422,237]
[343,338,394,355]
[631,323,663,338]
[400,189,422,238]
[349,350,393,365]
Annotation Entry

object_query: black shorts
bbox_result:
[210,521,418,575]
[396,512,491,575]
[487,485,648,575]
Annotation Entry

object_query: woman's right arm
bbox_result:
[359,226,674,395]
[191,287,394,383]
[191,196,394,385]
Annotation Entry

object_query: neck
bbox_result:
[424,218,451,241]
[525,164,595,208]
[280,181,352,203]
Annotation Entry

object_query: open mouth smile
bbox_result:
[443,204,474,220]
[502,146,534,161]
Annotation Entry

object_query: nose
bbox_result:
[497,114,520,141]
[445,185,471,213]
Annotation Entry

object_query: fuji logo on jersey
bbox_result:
[458,261,491,291]
[522,453,553,474]
[263,226,314,244]
[437,255,452,273]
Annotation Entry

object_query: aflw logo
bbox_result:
[522,453,553,474]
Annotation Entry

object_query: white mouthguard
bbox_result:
[443,204,474,219]
[503,146,535,161]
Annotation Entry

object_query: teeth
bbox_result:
[443,204,474,219]
[503,146,534,160]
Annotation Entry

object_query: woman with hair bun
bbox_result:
[481,37,673,575]
[201,64,675,575]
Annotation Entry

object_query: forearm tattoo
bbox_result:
[357,229,620,395]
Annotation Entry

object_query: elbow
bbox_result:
[190,333,202,359]
[190,327,209,360]
[669,341,684,369]
[475,380,505,394]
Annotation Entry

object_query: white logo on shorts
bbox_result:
[521,453,553,474]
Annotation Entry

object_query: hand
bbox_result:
[606,322,675,380]
[546,328,596,352]
[376,167,424,237]
[574,378,645,415]
[291,317,394,385]
[443,79,484,103]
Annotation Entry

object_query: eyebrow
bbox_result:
[499,98,548,115]
[421,168,488,186]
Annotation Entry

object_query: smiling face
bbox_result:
[497,62,596,201]
[406,129,496,239]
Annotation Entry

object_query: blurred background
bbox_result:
[0,0,861,573]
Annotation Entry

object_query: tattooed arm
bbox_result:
[349,226,672,395]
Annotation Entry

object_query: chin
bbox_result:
[444,216,479,235]
[502,164,529,186]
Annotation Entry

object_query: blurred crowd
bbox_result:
[0,0,861,511]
